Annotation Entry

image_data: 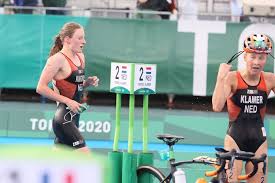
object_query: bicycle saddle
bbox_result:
[156,134,184,146]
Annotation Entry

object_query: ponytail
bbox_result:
[49,35,63,57]
[49,22,82,57]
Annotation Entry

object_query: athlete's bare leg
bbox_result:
[76,146,91,154]
[246,140,268,183]
[224,135,243,183]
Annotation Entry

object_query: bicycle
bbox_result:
[137,134,267,183]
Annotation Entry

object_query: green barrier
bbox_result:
[137,153,154,183]
[108,151,123,183]
[122,152,138,183]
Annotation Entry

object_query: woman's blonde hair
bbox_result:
[49,22,83,56]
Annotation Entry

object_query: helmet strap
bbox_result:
[226,51,244,64]
[226,51,275,64]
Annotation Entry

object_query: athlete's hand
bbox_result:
[217,63,232,80]
[65,99,82,114]
[84,76,99,87]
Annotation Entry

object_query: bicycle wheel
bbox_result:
[137,165,168,183]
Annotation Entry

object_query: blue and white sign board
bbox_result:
[110,62,134,94]
[134,64,156,94]
[110,62,157,95]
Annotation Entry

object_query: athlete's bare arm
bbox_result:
[78,53,100,88]
[36,54,82,113]
[263,72,275,94]
[212,64,235,112]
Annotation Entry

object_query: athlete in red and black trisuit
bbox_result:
[212,34,275,183]
[52,52,86,148]
[37,22,99,154]
[227,71,267,153]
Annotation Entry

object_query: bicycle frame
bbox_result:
[161,145,176,182]
[161,146,224,183]
[137,134,267,183]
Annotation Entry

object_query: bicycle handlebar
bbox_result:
[205,160,226,177]
[237,153,267,180]
[215,148,255,161]
[205,149,267,181]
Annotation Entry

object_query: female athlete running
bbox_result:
[37,22,99,154]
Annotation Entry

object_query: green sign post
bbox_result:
[108,62,157,183]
